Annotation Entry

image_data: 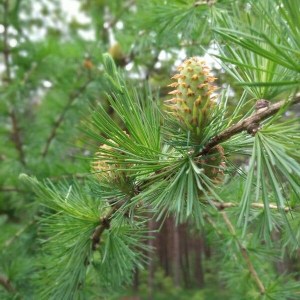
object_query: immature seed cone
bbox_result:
[200,145,226,183]
[166,57,218,136]
[92,132,132,186]
[92,142,119,183]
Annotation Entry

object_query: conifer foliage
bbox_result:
[1,0,300,299]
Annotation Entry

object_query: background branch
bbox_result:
[2,0,27,166]
[221,211,266,295]
[41,79,91,158]
[0,187,26,193]
[0,274,15,293]
[211,200,290,212]
[3,0,11,81]
[4,219,36,248]
[9,110,26,166]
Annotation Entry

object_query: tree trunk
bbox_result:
[173,219,181,287]
[194,235,205,288]
[148,218,156,300]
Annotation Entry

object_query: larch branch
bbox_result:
[199,93,300,156]
[91,200,125,250]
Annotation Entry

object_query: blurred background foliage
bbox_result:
[1,0,300,299]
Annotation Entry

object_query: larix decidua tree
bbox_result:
[1,0,300,299]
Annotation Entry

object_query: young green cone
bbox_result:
[166,57,217,137]
[166,57,225,183]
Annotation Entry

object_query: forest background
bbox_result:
[1,0,300,299]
